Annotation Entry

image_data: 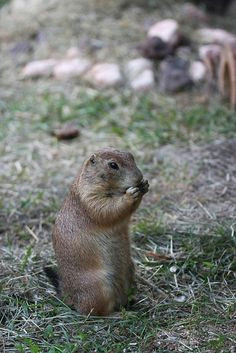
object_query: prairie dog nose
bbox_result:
[135,170,143,186]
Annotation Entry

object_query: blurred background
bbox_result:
[1,1,236,352]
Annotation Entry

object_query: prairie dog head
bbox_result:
[78,148,143,195]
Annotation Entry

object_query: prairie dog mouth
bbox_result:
[136,179,145,187]
[108,179,147,196]
[125,179,145,191]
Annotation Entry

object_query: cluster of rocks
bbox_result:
[138,17,236,93]
[21,11,236,95]
[21,46,155,90]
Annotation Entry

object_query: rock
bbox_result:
[195,28,235,45]
[199,44,222,61]
[148,19,179,43]
[130,70,155,91]
[189,61,207,82]
[53,58,91,80]
[139,36,173,60]
[182,3,208,23]
[125,58,154,91]
[66,47,81,59]
[126,58,153,79]
[159,57,192,93]
[174,295,186,303]
[51,123,80,140]
[146,19,189,58]
[85,63,122,88]
[176,46,193,61]
[21,59,58,78]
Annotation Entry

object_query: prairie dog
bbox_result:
[51,147,149,315]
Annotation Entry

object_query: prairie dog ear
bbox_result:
[89,154,96,165]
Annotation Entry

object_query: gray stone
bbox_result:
[159,57,192,92]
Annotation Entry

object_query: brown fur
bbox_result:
[52,148,149,315]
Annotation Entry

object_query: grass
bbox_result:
[1,89,236,352]
[1,91,236,147]
[1,0,236,351]
[1,218,235,352]
[0,0,9,8]
[1,88,236,353]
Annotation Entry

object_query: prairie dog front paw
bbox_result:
[138,179,149,194]
[126,186,142,200]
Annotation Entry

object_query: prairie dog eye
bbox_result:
[108,162,119,170]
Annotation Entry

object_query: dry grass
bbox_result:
[0,1,236,352]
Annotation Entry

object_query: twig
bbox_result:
[197,201,215,220]
[136,274,167,297]
[25,225,39,242]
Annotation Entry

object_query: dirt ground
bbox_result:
[0,0,236,352]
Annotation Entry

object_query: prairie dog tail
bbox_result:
[44,266,60,293]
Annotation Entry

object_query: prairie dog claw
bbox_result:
[126,186,141,199]
[126,179,149,200]
[138,179,149,194]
